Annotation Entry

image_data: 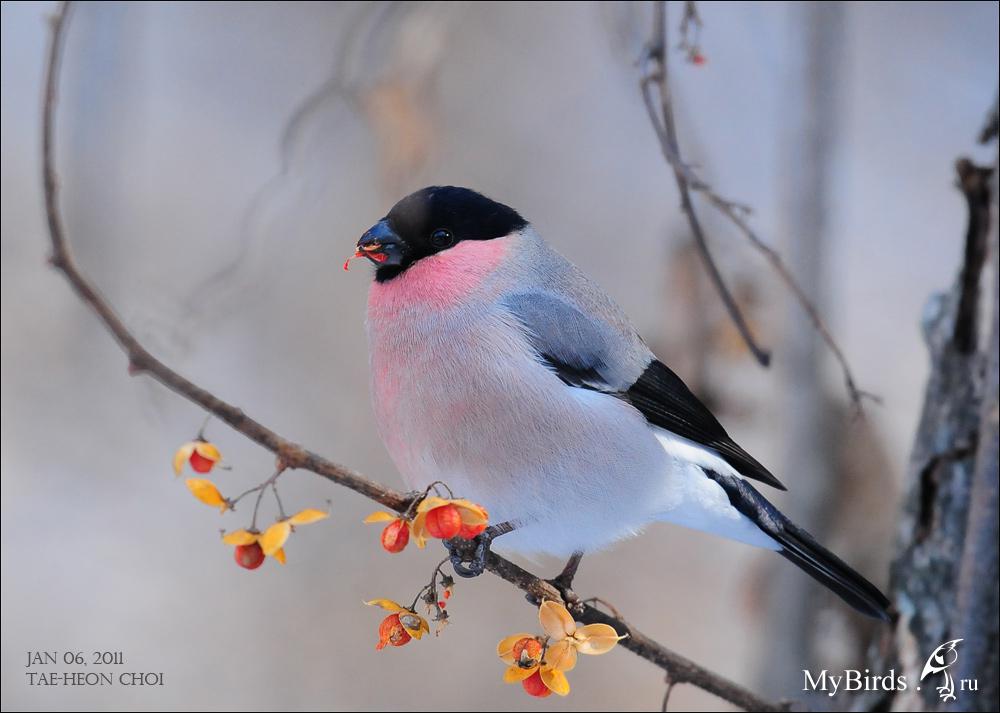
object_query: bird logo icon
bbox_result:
[920,639,963,702]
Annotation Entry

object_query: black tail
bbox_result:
[775,518,892,621]
[705,470,893,621]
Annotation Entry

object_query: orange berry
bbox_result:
[189,449,216,473]
[234,542,264,570]
[512,637,543,668]
[458,521,486,539]
[424,504,462,539]
[380,519,409,553]
[522,670,551,698]
[376,614,411,650]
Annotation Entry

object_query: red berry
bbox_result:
[424,504,462,539]
[522,670,551,698]
[443,589,452,600]
[376,614,412,650]
[692,53,707,65]
[189,450,216,473]
[458,521,486,539]
[234,542,265,570]
[380,519,410,553]
[437,601,447,609]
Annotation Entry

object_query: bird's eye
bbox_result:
[429,229,454,249]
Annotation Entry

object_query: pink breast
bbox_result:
[366,235,515,484]
[367,236,511,312]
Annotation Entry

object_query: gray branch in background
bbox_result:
[640,0,877,411]
[640,1,771,368]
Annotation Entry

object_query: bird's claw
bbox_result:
[445,527,496,578]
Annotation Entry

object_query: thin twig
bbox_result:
[582,596,623,620]
[41,4,786,711]
[641,1,877,409]
[641,3,770,367]
[271,481,288,520]
[229,483,265,510]
[661,673,675,712]
[251,468,284,530]
[978,95,998,144]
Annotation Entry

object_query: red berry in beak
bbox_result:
[424,504,462,539]
[234,542,265,570]
[343,250,366,271]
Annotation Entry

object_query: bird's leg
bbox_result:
[445,521,515,578]
[545,551,584,612]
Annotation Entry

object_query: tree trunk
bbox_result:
[854,140,998,710]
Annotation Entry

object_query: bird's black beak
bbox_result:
[353,219,406,267]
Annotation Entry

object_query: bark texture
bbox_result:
[855,151,998,711]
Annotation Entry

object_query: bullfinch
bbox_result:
[350,185,891,621]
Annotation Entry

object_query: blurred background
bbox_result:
[2,1,997,710]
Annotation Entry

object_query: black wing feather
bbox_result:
[539,353,608,391]
[624,360,786,490]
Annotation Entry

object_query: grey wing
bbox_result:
[500,289,651,392]
[501,289,785,490]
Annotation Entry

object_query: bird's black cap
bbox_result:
[357,186,528,282]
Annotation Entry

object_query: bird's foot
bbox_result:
[445,522,513,578]
[445,532,491,578]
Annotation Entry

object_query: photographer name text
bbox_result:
[25,651,163,687]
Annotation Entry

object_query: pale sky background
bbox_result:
[2,1,997,711]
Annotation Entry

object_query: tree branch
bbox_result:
[853,150,996,711]
[41,3,786,710]
[640,3,770,368]
[641,0,877,409]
